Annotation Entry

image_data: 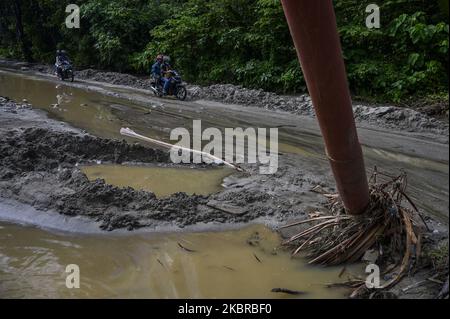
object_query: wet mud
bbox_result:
[0,97,327,231]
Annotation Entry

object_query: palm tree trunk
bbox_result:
[13,0,32,61]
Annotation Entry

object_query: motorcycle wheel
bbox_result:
[176,86,187,101]
[150,83,162,97]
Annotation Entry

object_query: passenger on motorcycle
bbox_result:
[151,54,171,95]
[55,50,71,77]
[162,56,172,73]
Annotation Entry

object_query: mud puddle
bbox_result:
[82,164,233,198]
[0,221,359,298]
[0,70,126,139]
[0,70,172,149]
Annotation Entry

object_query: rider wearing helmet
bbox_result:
[151,54,171,95]
[162,56,172,73]
[55,49,70,77]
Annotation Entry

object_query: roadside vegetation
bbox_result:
[0,0,448,104]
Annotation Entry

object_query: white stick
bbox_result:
[119,127,243,171]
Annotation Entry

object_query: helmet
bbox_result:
[61,50,67,54]
[56,50,61,54]
[163,56,171,64]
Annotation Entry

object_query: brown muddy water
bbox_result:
[0,70,134,139]
[0,222,357,298]
[82,164,233,198]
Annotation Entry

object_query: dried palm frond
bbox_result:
[280,168,427,292]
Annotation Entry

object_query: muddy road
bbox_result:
[0,66,448,299]
[1,68,448,226]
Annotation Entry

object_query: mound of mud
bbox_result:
[352,104,448,137]
[0,128,169,178]
[76,69,152,90]
[188,84,314,114]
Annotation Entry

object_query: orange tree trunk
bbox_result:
[280,0,370,215]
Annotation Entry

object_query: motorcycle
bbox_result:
[150,70,187,101]
[56,61,74,82]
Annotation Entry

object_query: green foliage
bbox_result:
[139,0,448,101]
[0,0,182,70]
[335,0,448,102]
[79,0,176,71]
[424,241,449,272]
[0,0,448,103]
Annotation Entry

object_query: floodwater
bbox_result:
[0,222,355,298]
[82,164,233,198]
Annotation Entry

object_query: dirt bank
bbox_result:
[189,84,449,136]
[2,59,448,137]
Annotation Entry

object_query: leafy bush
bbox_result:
[337,1,448,102]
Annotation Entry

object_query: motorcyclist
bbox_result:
[55,50,71,77]
[151,54,171,95]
